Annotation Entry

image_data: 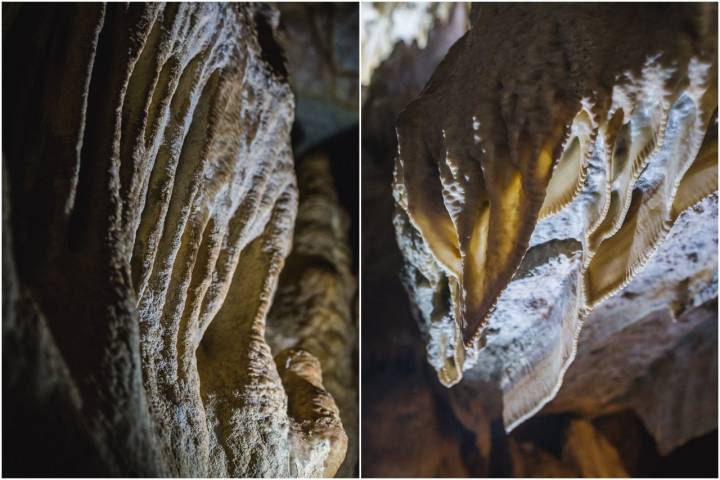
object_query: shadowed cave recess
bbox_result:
[362,3,718,477]
[2,3,358,477]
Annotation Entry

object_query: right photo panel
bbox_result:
[361,3,718,477]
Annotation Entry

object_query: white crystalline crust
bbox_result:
[3,4,348,477]
[392,4,718,433]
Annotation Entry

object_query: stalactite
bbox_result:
[392,3,717,431]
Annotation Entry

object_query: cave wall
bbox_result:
[2,3,353,477]
[362,3,718,477]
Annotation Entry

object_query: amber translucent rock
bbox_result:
[392,3,717,432]
[508,419,630,477]
[546,197,718,455]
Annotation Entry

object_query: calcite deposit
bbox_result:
[363,2,716,476]
[3,3,351,477]
[392,2,718,433]
[545,195,718,454]
[267,152,357,477]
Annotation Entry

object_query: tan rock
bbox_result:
[562,419,629,477]
[392,3,717,433]
[267,152,358,476]
[3,4,347,476]
[547,195,718,455]
[508,439,577,478]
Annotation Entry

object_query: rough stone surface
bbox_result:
[360,7,477,477]
[277,4,359,157]
[267,152,357,477]
[3,3,347,477]
[362,1,469,362]
[391,3,718,433]
[546,196,718,454]
[362,2,717,476]
[561,419,630,477]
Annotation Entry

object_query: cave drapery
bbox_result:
[392,2,717,430]
[362,3,717,477]
[2,3,356,477]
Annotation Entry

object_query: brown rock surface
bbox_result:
[508,418,629,477]
[561,419,629,477]
[363,3,717,477]
[267,152,357,477]
[392,2,717,431]
[508,439,577,478]
[3,3,349,477]
[546,195,718,455]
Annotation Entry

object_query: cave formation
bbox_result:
[2,3,357,477]
[363,3,717,477]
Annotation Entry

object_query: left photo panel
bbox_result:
[2,3,358,477]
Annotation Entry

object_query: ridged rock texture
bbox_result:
[3,3,348,477]
[361,5,479,477]
[544,194,718,455]
[267,152,357,477]
[392,2,717,434]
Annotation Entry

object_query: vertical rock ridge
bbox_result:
[3,4,349,476]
